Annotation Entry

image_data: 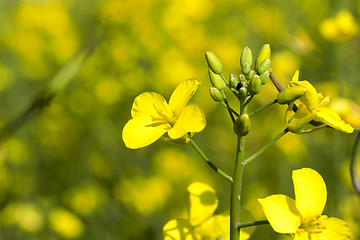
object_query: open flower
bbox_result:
[122,79,206,149]
[163,182,251,240]
[284,71,353,134]
[258,168,350,240]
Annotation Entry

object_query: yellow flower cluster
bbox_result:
[319,10,358,42]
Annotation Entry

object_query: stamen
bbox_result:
[153,104,175,126]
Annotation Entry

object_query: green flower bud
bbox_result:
[277,86,307,104]
[208,68,225,90]
[234,114,251,136]
[240,47,253,67]
[239,86,247,98]
[205,51,223,74]
[255,44,271,70]
[242,62,251,75]
[209,87,225,102]
[229,74,238,89]
[239,74,246,83]
[248,75,261,95]
[260,71,270,85]
[257,59,271,74]
[247,70,256,80]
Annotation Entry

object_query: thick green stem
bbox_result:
[230,105,246,240]
[350,132,360,195]
[248,99,277,118]
[189,139,233,183]
[237,220,269,229]
[244,128,289,166]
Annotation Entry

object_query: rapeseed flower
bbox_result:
[284,71,353,134]
[122,79,206,149]
[163,182,251,240]
[258,168,350,240]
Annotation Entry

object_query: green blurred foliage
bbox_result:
[0,0,359,239]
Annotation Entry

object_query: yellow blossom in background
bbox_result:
[0,203,44,233]
[122,79,206,149]
[114,176,172,215]
[49,208,84,239]
[284,71,353,134]
[163,182,252,240]
[328,98,360,127]
[319,10,358,42]
[258,168,350,239]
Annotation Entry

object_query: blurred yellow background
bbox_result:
[0,0,359,239]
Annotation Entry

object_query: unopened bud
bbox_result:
[248,75,261,95]
[277,86,307,104]
[260,71,270,85]
[257,59,271,74]
[229,74,238,89]
[239,74,246,83]
[234,114,251,136]
[247,70,256,80]
[242,62,251,75]
[209,87,225,102]
[255,44,271,70]
[240,47,253,67]
[239,87,247,98]
[208,68,225,90]
[205,52,223,74]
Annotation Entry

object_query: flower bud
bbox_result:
[205,51,223,74]
[229,74,238,89]
[255,44,271,70]
[239,87,247,98]
[242,62,251,75]
[240,47,253,67]
[257,59,271,74]
[260,71,270,85]
[247,70,256,80]
[239,74,246,83]
[234,114,251,136]
[277,86,307,104]
[248,75,261,95]
[209,87,225,102]
[208,68,225,90]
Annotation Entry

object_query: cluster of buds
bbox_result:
[236,44,271,97]
[206,44,271,104]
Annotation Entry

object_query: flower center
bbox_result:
[153,104,175,127]
[299,217,326,235]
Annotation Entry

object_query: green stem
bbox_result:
[189,139,233,183]
[350,132,360,195]
[237,220,269,229]
[230,105,246,240]
[248,99,277,118]
[244,128,289,165]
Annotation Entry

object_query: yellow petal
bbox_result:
[168,105,206,139]
[195,213,229,239]
[131,92,173,120]
[258,194,301,234]
[313,216,350,239]
[297,81,319,111]
[163,219,199,240]
[169,79,201,118]
[293,231,310,240]
[122,116,168,149]
[293,168,327,219]
[187,182,218,226]
[315,107,354,133]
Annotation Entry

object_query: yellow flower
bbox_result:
[285,71,353,134]
[163,182,251,240]
[258,168,350,240]
[122,79,206,149]
[319,10,358,42]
